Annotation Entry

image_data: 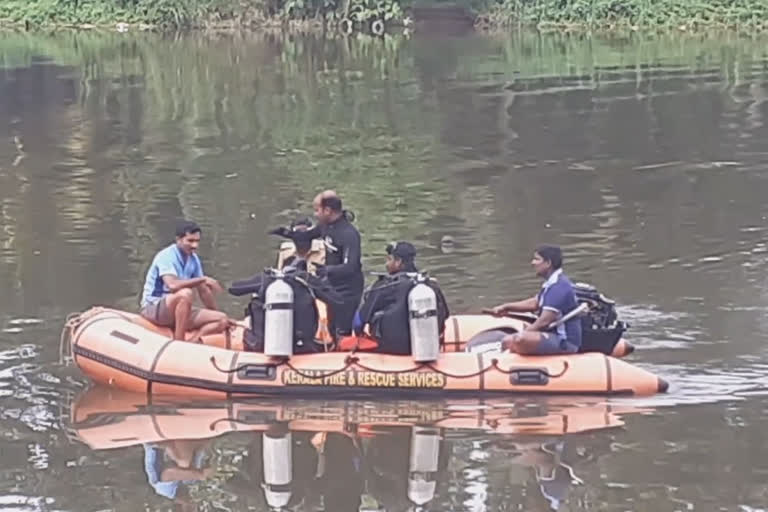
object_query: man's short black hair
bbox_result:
[320,196,342,212]
[175,220,201,238]
[535,245,562,269]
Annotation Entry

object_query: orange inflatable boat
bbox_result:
[65,307,667,398]
[68,386,655,450]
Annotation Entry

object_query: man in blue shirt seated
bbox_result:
[139,220,231,341]
[488,245,582,355]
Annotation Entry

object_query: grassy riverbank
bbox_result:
[478,0,768,31]
[0,0,406,31]
[0,0,766,32]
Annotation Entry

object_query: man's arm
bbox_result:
[523,309,558,332]
[352,282,383,335]
[192,256,221,310]
[490,296,538,315]
[161,274,207,293]
[526,285,567,332]
[155,252,208,293]
[325,228,362,280]
[269,224,322,240]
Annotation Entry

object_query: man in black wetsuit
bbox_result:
[270,191,364,342]
[352,242,450,354]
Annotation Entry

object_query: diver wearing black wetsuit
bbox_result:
[353,242,450,354]
[270,192,364,341]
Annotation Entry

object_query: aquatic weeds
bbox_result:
[477,0,768,31]
[0,0,765,32]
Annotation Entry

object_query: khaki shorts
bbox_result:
[140,298,200,328]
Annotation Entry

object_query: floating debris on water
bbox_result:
[698,256,724,263]
[633,161,683,171]
[569,162,595,171]
[8,318,42,326]
[440,235,455,254]
[692,161,742,169]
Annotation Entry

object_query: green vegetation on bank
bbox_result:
[479,0,768,31]
[0,0,766,33]
[0,0,404,30]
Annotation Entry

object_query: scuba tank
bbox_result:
[407,426,440,506]
[262,431,293,510]
[407,275,440,362]
[264,270,294,358]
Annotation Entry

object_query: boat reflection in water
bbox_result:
[67,386,654,511]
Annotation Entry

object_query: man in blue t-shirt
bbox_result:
[139,220,231,341]
[487,245,582,355]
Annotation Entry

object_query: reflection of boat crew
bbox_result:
[407,426,442,506]
[365,425,451,510]
[535,441,583,511]
[262,428,294,510]
[142,440,211,501]
[239,424,318,510]
[504,439,583,511]
[254,423,364,512]
[310,431,364,512]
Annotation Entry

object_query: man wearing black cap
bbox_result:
[384,241,418,274]
[352,241,450,354]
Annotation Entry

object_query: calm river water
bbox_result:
[1,28,768,511]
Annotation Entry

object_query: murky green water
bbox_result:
[2,28,768,511]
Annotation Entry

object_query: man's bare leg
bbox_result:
[197,282,219,311]
[164,289,195,341]
[190,308,230,338]
[502,331,544,354]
